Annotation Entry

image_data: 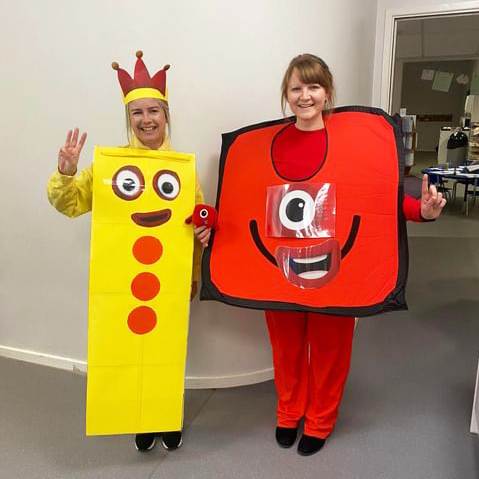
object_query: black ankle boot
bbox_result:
[275,426,298,448]
[297,434,326,456]
[161,431,182,450]
[135,433,156,451]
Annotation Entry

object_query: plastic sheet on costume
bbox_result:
[274,240,341,289]
[265,183,336,238]
[109,165,146,197]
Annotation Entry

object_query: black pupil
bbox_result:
[162,182,174,194]
[200,210,208,217]
[286,198,305,222]
[123,178,136,192]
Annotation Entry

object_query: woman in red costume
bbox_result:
[196,54,446,456]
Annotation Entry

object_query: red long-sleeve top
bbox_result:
[272,124,423,223]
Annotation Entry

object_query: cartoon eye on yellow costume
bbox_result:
[85,53,195,435]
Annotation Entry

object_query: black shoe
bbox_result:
[275,426,298,448]
[161,431,182,450]
[135,433,156,451]
[297,434,326,456]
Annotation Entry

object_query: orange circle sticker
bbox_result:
[127,306,157,335]
[131,272,161,301]
[132,236,163,264]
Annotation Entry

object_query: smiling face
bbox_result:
[286,69,329,131]
[128,98,167,149]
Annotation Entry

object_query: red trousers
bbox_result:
[265,310,355,438]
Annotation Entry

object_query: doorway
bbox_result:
[380,7,479,220]
[391,14,479,178]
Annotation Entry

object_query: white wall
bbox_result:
[0,0,378,386]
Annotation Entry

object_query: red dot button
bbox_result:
[131,272,161,301]
[128,306,157,335]
[132,236,163,264]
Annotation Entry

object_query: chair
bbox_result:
[426,172,453,201]
[404,175,422,199]
[463,177,479,215]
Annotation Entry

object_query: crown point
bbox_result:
[164,64,171,71]
[136,51,143,59]
[111,62,119,70]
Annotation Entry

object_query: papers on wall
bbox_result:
[471,76,479,95]
[421,69,435,81]
[456,74,469,85]
[432,71,453,93]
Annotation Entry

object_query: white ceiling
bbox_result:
[396,14,479,59]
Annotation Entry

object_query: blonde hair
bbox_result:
[126,98,171,145]
[281,54,335,115]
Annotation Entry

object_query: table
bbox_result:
[421,167,479,215]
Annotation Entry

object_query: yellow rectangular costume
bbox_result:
[86,146,195,435]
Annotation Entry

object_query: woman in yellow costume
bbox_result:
[47,51,203,452]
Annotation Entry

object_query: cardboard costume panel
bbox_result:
[201,107,408,316]
[87,147,195,436]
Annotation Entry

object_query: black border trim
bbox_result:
[270,122,329,182]
[249,220,277,266]
[340,215,361,259]
[200,106,409,317]
[249,214,361,267]
[214,117,293,210]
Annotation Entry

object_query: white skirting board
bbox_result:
[471,356,479,434]
[1,320,360,389]
[0,345,88,374]
[0,345,273,389]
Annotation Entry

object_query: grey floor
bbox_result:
[3,183,479,478]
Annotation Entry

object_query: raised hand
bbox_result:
[58,128,87,176]
[420,174,447,220]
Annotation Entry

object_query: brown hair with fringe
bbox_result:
[281,54,335,115]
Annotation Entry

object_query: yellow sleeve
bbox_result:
[192,171,205,282]
[47,166,93,218]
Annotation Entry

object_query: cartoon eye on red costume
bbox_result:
[112,166,145,200]
[153,170,181,200]
[266,183,336,239]
[279,190,315,230]
[201,107,408,317]
[265,183,338,288]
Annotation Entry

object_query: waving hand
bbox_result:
[58,128,87,176]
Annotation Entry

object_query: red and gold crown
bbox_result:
[112,51,170,105]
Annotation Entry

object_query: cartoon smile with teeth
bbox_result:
[260,182,360,289]
[202,108,409,315]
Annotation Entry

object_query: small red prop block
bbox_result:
[185,204,218,229]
